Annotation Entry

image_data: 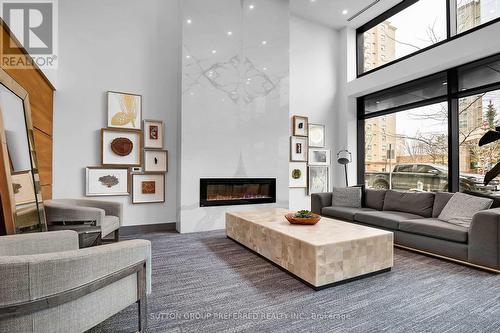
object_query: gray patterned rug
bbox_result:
[90,230,500,333]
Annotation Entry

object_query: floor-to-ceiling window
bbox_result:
[357,0,500,76]
[358,54,500,195]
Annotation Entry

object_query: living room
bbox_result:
[0,0,499,332]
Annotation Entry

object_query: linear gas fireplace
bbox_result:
[200,178,276,207]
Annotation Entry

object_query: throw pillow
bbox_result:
[438,192,493,228]
[331,187,362,208]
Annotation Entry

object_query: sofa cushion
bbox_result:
[331,187,362,208]
[438,192,493,228]
[399,218,468,243]
[365,189,386,210]
[432,192,454,218]
[383,190,435,218]
[354,211,421,230]
[322,206,375,221]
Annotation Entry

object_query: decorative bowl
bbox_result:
[285,213,321,225]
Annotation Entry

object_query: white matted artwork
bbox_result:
[11,171,36,205]
[144,150,168,172]
[308,148,331,166]
[290,136,308,162]
[132,173,165,204]
[86,167,129,196]
[308,166,329,195]
[289,162,307,188]
[101,128,142,166]
[107,91,142,130]
[143,120,164,149]
[293,116,308,137]
[308,124,325,148]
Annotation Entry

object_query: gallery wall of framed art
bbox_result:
[289,115,331,195]
[84,91,169,204]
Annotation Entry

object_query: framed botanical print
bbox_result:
[86,167,130,196]
[101,128,142,166]
[308,148,331,166]
[290,136,308,162]
[132,173,165,204]
[107,91,142,130]
[11,171,36,205]
[308,124,325,148]
[293,116,308,137]
[308,166,329,195]
[289,162,307,188]
[143,120,164,149]
[144,150,168,173]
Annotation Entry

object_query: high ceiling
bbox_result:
[291,0,402,29]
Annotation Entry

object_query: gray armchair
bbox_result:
[44,199,123,240]
[0,230,151,333]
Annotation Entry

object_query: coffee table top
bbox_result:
[227,208,392,246]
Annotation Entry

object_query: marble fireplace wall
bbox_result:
[179,0,290,233]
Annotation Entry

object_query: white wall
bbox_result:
[289,16,339,210]
[53,0,181,226]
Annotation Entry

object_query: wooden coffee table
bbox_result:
[226,208,393,290]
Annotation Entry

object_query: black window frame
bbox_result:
[356,0,500,78]
[357,53,500,192]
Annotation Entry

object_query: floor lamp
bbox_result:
[337,150,352,187]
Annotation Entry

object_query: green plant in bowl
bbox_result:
[295,210,313,219]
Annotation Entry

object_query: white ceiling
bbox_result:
[290,0,402,30]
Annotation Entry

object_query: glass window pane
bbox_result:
[459,89,500,195]
[365,102,449,192]
[457,0,500,34]
[360,0,447,73]
[364,73,448,114]
[458,55,500,91]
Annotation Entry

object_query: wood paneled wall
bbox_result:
[0,21,55,200]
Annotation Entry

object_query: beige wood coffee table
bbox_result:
[226,208,393,290]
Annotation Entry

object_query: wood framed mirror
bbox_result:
[0,68,47,233]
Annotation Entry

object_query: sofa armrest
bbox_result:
[0,239,152,307]
[73,199,122,223]
[0,231,79,256]
[311,193,333,215]
[45,200,105,225]
[468,208,500,270]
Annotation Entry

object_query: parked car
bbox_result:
[365,163,500,193]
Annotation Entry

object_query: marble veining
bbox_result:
[226,208,394,287]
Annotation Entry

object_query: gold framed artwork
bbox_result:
[293,116,308,137]
[11,171,36,205]
[289,162,307,188]
[144,150,168,173]
[101,128,142,167]
[86,167,130,196]
[143,119,164,149]
[132,173,165,204]
[107,91,142,130]
[290,136,308,162]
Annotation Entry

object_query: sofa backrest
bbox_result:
[365,189,386,210]
[383,190,435,217]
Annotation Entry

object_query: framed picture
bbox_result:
[101,128,142,167]
[293,116,308,137]
[144,150,168,172]
[143,120,164,149]
[107,91,142,130]
[290,136,308,162]
[11,171,36,205]
[308,166,329,195]
[132,173,165,204]
[86,167,130,196]
[289,162,307,188]
[309,124,325,148]
[308,148,331,166]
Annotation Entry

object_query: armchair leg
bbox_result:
[137,297,148,332]
[114,229,120,242]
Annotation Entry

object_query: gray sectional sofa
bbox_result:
[312,189,500,272]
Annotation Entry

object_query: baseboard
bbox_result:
[120,223,176,236]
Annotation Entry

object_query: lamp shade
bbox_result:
[337,150,352,165]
